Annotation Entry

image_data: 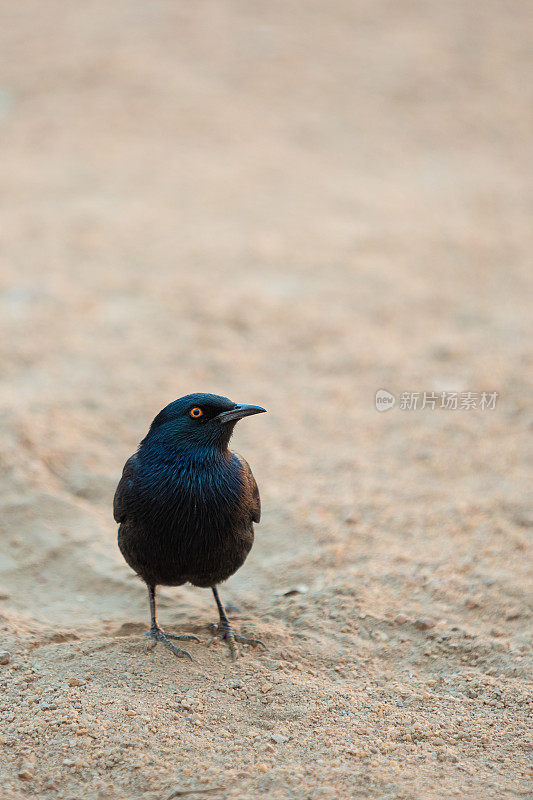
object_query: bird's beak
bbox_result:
[215,404,267,424]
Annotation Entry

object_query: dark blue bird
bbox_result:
[114,393,266,660]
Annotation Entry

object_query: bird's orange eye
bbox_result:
[190,407,203,418]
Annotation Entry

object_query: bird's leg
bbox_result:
[144,585,199,660]
[209,586,265,660]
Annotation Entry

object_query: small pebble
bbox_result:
[271,733,288,744]
[414,617,437,630]
[395,614,408,625]
[68,677,86,687]
[18,759,34,781]
[0,651,10,665]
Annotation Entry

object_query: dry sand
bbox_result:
[0,1,531,798]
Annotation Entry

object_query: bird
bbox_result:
[113,392,266,660]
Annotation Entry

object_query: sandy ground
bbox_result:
[0,1,532,798]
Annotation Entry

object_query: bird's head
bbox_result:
[143,393,266,452]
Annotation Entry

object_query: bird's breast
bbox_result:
[135,448,248,537]
[118,447,255,587]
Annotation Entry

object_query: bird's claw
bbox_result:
[165,633,200,642]
[144,627,194,660]
[208,622,265,660]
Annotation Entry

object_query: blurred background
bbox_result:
[0,1,531,798]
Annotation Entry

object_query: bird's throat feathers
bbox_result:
[134,435,243,518]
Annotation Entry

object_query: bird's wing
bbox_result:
[234,453,261,524]
[113,454,138,523]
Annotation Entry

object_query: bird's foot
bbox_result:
[144,626,199,660]
[208,621,265,660]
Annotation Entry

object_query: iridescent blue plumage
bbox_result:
[114,392,266,659]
